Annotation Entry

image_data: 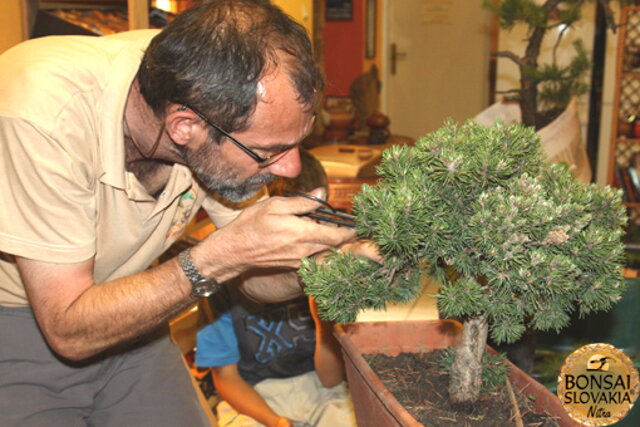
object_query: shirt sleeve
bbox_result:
[195,312,240,368]
[0,116,97,263]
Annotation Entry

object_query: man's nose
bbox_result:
[266,146,301,178]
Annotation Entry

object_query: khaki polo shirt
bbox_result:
[0,31,242,307]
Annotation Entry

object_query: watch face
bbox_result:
[192,278,220,298]
[179,248,221,298]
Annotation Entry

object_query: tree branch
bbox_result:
[543,0,564,11]
[496,89,523,95]
[491,50,525,68]
[552,24,570,65]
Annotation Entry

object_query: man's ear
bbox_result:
[164,105,205,146]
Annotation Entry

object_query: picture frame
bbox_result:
[326,0,353,21]
[365,0,376,58]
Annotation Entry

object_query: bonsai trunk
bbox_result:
[519,0,562,129]
[519,19,545,129]
[448,315,489,403]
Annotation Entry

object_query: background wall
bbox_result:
[272,0,313,36]
[323,0,365,97]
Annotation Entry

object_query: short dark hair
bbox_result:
[138,0,323,135]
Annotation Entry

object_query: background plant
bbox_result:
[487,0,622,129]
[300,120,627,403]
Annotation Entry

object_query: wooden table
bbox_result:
[304,133,414,212]
[304,133,414,157]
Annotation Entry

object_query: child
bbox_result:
[196,288,355,427]
[195,149,355,427]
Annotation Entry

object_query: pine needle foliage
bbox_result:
[536,39,590,112]
[300,120,627,347]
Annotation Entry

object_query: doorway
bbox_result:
[381,0,491,139]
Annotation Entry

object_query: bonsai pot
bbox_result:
[334,319,580,427]
[300,118,626,427]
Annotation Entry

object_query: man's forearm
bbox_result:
[20,256,199,360]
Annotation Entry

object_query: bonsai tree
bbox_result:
[300,120,627,403]
[487,0,621,129]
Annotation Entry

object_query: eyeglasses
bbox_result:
[178,104,294,168]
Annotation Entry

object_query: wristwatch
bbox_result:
[178,248,223,298]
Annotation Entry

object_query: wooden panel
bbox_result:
[327,176,378,213]
[128,0,148,30]
[0,0,29,53]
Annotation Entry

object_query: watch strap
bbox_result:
[178,248,222,298]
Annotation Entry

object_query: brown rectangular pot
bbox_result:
[334,319,580,427]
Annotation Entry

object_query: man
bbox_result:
[0,1,369,425]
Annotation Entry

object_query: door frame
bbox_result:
[380,0,390,116]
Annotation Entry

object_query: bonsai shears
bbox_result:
[283,190,356,228]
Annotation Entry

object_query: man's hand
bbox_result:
[192,190,357,284]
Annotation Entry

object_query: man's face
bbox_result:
[181,67,315,202]
[179,140,277,202]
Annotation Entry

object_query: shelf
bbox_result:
[615,137,640,143]
[609,6,640,231]
[31,0,150,33]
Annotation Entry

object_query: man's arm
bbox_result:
[18,255,195,361]
[18,195,356,361]
[212,364,291,427]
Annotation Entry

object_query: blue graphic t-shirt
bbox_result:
[195,287,316,385]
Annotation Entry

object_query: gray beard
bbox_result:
[200,170,276,202]
[180,142,276,203]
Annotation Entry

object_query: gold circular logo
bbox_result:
[557,343,639,426]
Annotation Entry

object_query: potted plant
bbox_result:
[299,119,627,423]
[486,0,621,130]
[474,1,623,188]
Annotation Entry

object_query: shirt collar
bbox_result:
[96,30,160,194]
